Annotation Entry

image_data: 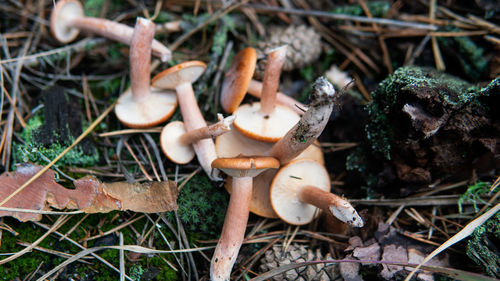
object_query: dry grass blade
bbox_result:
[36,245,215,281]
[404,202,500,281]
[252,259,498,281]
[0,214,68,265]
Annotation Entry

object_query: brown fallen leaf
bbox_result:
[0,164,178,222]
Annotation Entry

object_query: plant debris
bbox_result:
[0,164,178,222]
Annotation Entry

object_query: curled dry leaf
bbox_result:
[0,164,178,222]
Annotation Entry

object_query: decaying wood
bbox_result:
[0,164,178,222]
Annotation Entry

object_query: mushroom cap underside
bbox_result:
[160,121,195,164]
[152,61,207,90]
[233,102,300,143]
[115,88,177,128]
[51,0,84,43]
[270,159,330,225]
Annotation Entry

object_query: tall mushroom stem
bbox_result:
[269,76,335,164]
[51,0,170,61]
[176,82,220,179]
[247,80,306,114]
[210,176,252,281]
[260,45,288,115]
[130,18,153,102]
[299,185,364,227]
[178,115,234,145]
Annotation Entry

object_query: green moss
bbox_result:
[458,182,496,213]
[438,29,489,81]
[466,211,500,278]
[148,256,179,281]
[13,113,99,167]
[167,173,228,239]
[330,1,390,17]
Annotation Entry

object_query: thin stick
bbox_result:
[0,101,116,207]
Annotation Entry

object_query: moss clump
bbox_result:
[13,113,99,167]
[167,173,228,239]
[365,66,473,159]
[466,211,500,278]
[438,30,489,81]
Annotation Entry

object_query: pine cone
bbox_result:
[259,244,339,281]
[255,25,322,79]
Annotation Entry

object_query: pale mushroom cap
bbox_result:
[51,0,84,43]
[212,156,279,178]
[215,128,272,158]
[270,159,330,225]
[160,121,195,164]
[220,47,257,113]
[152,61,206,89]
[115,87,178,128]
[233,103,300,142]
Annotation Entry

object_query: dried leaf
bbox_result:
[0,164,178,221]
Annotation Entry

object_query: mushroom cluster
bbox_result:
[50,1,362,279]
[211,47,364,280]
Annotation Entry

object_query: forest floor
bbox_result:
[0,0,499,280]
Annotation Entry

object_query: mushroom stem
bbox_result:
[211,176,252,281]
[248,79,306,114]
[268,76,335,164]
[175,82,220,180]
[178,115,234,145]
[299,185,364,227]
[130,18,154,103]
[67,17,170,61]
[260,45,288,115]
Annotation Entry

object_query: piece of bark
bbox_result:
[0,164,178,221]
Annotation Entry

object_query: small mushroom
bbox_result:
[270,159,363,227]
[232,45,300,142]
[161,114,235,164]
[114,18,177,129]
[221,47,305,114]
[152,61,221,180]
[210,155,280,281]
[50,0,171,61]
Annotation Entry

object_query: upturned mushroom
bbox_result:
[114,18,177,129]
[221,47,305,114]
[231,45,300,142]
[210,155,280,281]
[51,0,171,61]
[215,129,324,218]
[161,114,235,164]
[152,61,221,180]
[270,159,363,227]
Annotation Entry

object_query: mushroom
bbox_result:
[216,76,336,218]
[50,0,171,61]
[231,45,300,142]
[270,159,363,227]
[114,18,177,129]
[161,114,235,164]
[210,155,280,281]
[152,61,221,180]
[221,47,305,115]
